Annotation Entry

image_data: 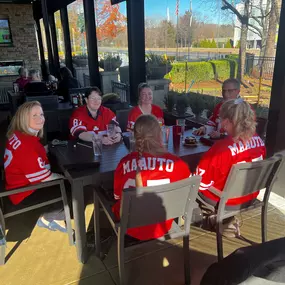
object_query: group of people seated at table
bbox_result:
[3,77,265,239]
[15,66,80,101]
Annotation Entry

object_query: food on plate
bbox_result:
[184,136,197,145]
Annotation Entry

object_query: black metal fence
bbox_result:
[245,55,275,80]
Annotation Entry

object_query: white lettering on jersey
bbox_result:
[165,159,174,172]
[122,157,175,174]
[148,157,156,170]
[9,134,21,150]
[123,160,130,174]
[157,158,166,171]
[70,118,86,136]
[131,158,137,171]
[37,157,46,168]
[73,119,82,127]
[228,136,264,156]
[4,149,12,169]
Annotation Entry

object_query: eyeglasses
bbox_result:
[222,89,237,93]
[88,97,102,101]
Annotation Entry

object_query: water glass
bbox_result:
[162,126,170,147]
[107,124,116,139]
[129,132,136,152]
[92,135,102,157]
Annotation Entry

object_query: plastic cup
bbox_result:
[162,126,170,147]
[107,124,116,139]
[92,136,102,157]
[173,125,182,146]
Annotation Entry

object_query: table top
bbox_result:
[50,129,210,181]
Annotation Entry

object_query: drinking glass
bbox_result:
[107,124,116,139]
[173,125,182,146]
[176,119,186,138]
[92,135,102,157]
[129,131,136,152]
[162,126,170,147]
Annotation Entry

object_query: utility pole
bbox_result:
[187,0,193,61]
[176,0,180,60]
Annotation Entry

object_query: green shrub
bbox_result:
[225,39,232,48]
[209,59,238,79]
[165,61,215,83]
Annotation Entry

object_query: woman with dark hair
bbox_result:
[112,115,191,240]
[127,83,164,131]
[57,66,80,102]
[69,87,122,145]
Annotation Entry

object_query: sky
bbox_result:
[120,0,234,25]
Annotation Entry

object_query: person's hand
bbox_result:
[209,131,220,139]
[193,126,206,136]
[112,132,122,144]
[102,135,114,145]
[78,131,95,142]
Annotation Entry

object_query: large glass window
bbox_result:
[39,19,48,60]
[54,10,65,62]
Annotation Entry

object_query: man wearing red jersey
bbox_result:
[113,115,191,241]
[197,99,266,208]
[127,83,164,131]
[69,87,122,145]
[194,78,240,138]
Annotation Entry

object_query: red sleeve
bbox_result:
[69,108,87,138]
[103,108,117,125]
[206,103,220,128]
[18,144,52,184]
[127,107,139,131]
[152,105,164,125]
[196,144,230,193]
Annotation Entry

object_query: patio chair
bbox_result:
[93,176,202,285]
[116,108,130,132]
[0,174,73,265]
[197,154,284,261]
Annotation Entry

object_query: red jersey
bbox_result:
[4,131,52,205]
[206,100,255,133]
[127,105,164,130]
[15,77,30,90]
[206,102,223,132]
[197,135,266,206]
[69,105,116,138]
[113,151,191,240]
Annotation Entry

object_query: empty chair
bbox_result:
[0,177,73,265]
[25,95,59,110]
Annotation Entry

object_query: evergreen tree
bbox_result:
[225,39,232,48]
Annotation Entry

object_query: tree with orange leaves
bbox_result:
[94,0,126,41]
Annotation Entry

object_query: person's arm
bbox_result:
[69,111,90,140]
[127,108,136,132]
[42,172,64,181]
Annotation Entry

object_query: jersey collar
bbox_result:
[86,105,102,120]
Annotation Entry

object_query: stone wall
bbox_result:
[0,4,40,82]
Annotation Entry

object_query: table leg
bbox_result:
[72,179,88,263]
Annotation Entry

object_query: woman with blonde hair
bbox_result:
[196,99,266,235]
[4,101,67,232]
[112,114,191,240]
[127,83,164,131]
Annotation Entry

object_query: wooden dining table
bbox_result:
[49,128,211,263]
